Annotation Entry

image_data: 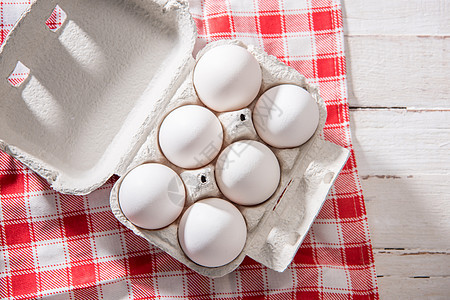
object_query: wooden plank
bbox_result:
[342,0,450,36]
[345,36,450,108]
[343,0,449,297]
[374,249,450,277]
[362,175,450,249]
[374,249,450,299]
[377,276,450,300]
[350,109,450,176]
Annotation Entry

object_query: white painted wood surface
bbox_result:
[342,0,450,298]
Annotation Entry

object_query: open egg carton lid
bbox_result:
[0,0,197,194]
[0,0,350,277]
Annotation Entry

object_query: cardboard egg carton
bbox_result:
[0,0,349,278]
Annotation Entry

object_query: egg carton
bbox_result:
[0,0,349,278]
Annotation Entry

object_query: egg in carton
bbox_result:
[0,0,349,278]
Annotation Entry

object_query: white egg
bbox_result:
[178,198,247,267]
[118,163,185,230]
[193,44,262,112]
[253,84,320,148]
[215,140,280,206]
[159,105,223,169]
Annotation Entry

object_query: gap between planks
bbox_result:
[373,249,450,277]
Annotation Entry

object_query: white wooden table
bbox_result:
[342,0,449,298]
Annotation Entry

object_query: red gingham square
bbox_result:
[295,290,321,299]
[326,103,345,124]
[71,263,97,286]
[259,14,283,35]
[11,272,37,297]
[312,10,333,31]
[344,245,373,266]
[295,246,316,264]
[128,254,154,276]
[5,222,31,245]
[336,195,365,219]
[317,57,339,78]
[63,214,90,237]
[0,1,378,298]
[209,15,232,34]
[0,173,24,195]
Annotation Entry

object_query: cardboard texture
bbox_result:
[0,0,349,277]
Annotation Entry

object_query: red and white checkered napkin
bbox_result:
[0,0,379,299]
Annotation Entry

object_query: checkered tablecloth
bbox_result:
[0,0,379,299]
